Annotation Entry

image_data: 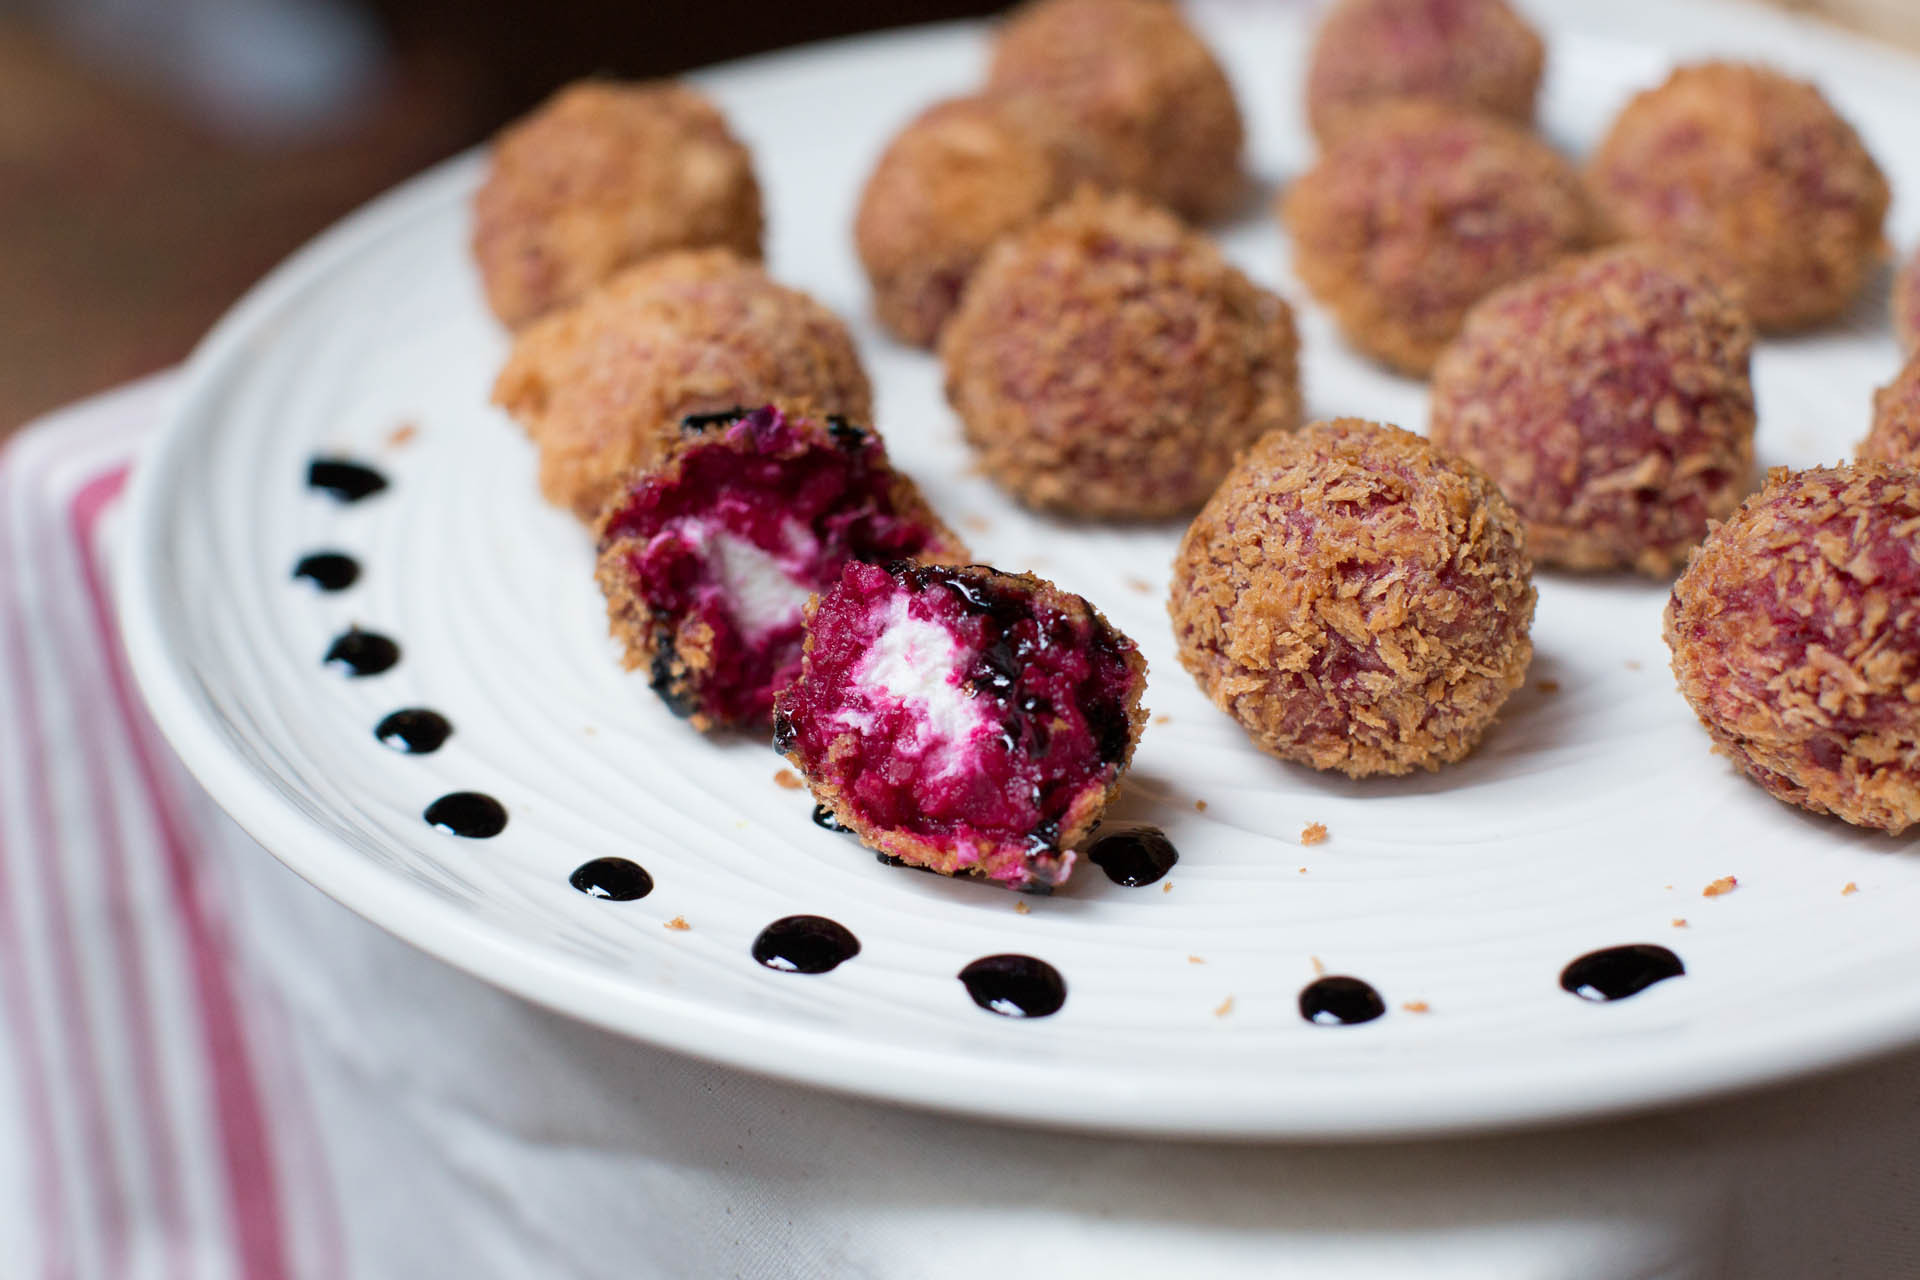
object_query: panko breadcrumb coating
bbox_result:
[472,80,763,329]
[1305,0,1544,144]
[492,250,871,520]
[1588,62,1888,333]
[940,190,1302,519]
[1665,464,1920,833]
[1896,244,1920,357]
[1282,101,1590,376]
[986,0,1245,222]
[854,95,1074,347]
[1860,354,1920,468]
[1169,418,1535,777]
[1430,246,1756,575]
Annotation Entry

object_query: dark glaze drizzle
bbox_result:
[812,804,851,833]
[569,857,654,901]
[959,954,1066,1018]
[1560,944,1685,1003]
[1085,824,1178,887]
[752,915,861,974]
[679,406,749,435]
[1299,975,1386,1026]
[423,791,507,838]
[292,551,360,592]
[375,708,452,754]
[307,458,388,503]
[323,627,399,676]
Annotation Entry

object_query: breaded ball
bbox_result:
[774,561,1147,891]
[986,0,1245,222]
[1895,244,1920,357]
[1588,62,1889,332]
[1430,246,1756,576]
[940,190,1302,519]
[1305,0,1545,144]
[1860,354,1920,468]
[492,251,871,520]
[595,406,966,732]
[1282,100,1589,376]
[1665,464,1920,833]
[1169,418,1535,777]
[472,80,763,328]
[854,95,1074,347]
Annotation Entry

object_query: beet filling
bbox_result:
[596,406,962,729]
[776,561,1145,889]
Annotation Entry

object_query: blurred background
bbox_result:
[0,0,1911,434]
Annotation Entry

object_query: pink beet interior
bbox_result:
[601,408,947,726]
[778,561,1138,886]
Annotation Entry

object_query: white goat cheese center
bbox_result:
[848,593,985,775]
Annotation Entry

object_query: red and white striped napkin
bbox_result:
[5,374,1918,1280]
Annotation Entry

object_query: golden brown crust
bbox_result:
[1896,244,1920,358]
[1169,418,1535,777]
[1587,62,1889,333]
[788,565,1149,877]
[491,251,872,521]
[1860,354,1920,469]
[1305,0,1544,145]
[986,0,1245,222]
[471,80,763,328]
[1665,464,1920,833]
[853,95,1074,348]
[1429,245,1757,576]
[1282,100,1590,376]
[940,189,1302,519]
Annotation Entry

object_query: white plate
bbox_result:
[119,0,1920,1139]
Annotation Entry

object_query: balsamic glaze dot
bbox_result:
[1085,824,1178,887]
[375,708,453,754]
[752,915,861,974]
[1560,944,1685,1003]
[569,857,654,901]
[1299,975,1386,1027]
[812,804,851,833]
[423,791,507,838]
[959,954,1066,1018]
[323,627,400,677]
[307,458,388,503]
[291,551,360,592]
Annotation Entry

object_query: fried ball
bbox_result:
[472,79,763,328]
[939,190,1302,519]
[492,250,872,521]
[595,406,966,732]
[1895,244,1920,357]
[986,0,1245,222]
[1587,62,1889,333]
[1170,418,1535,777]
[1305,0,1544,144]
[1860,354,1920,468]
[1430,246,1756,576]
[1282,100,1590,376]
[774,560,1147,891]
[1665,464,1920,833]
[854,95,1074,347]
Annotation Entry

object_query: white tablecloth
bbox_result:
[4,375,1918,1279]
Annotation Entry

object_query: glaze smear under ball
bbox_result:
[1665,464,1920,833]
[1588,62,1889,333]
[986,0,1245,222]
[493,251,872,521]
[941,189,1301,519]
[775,560,1147,891]
[1860,354,1920,470]
[472,80,763,329]
[1170,418,1535,777]
[1283,100,1590,376]
[1306,0,1545,145]
[1430,246,1756,576]
[854,95,1074,348]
